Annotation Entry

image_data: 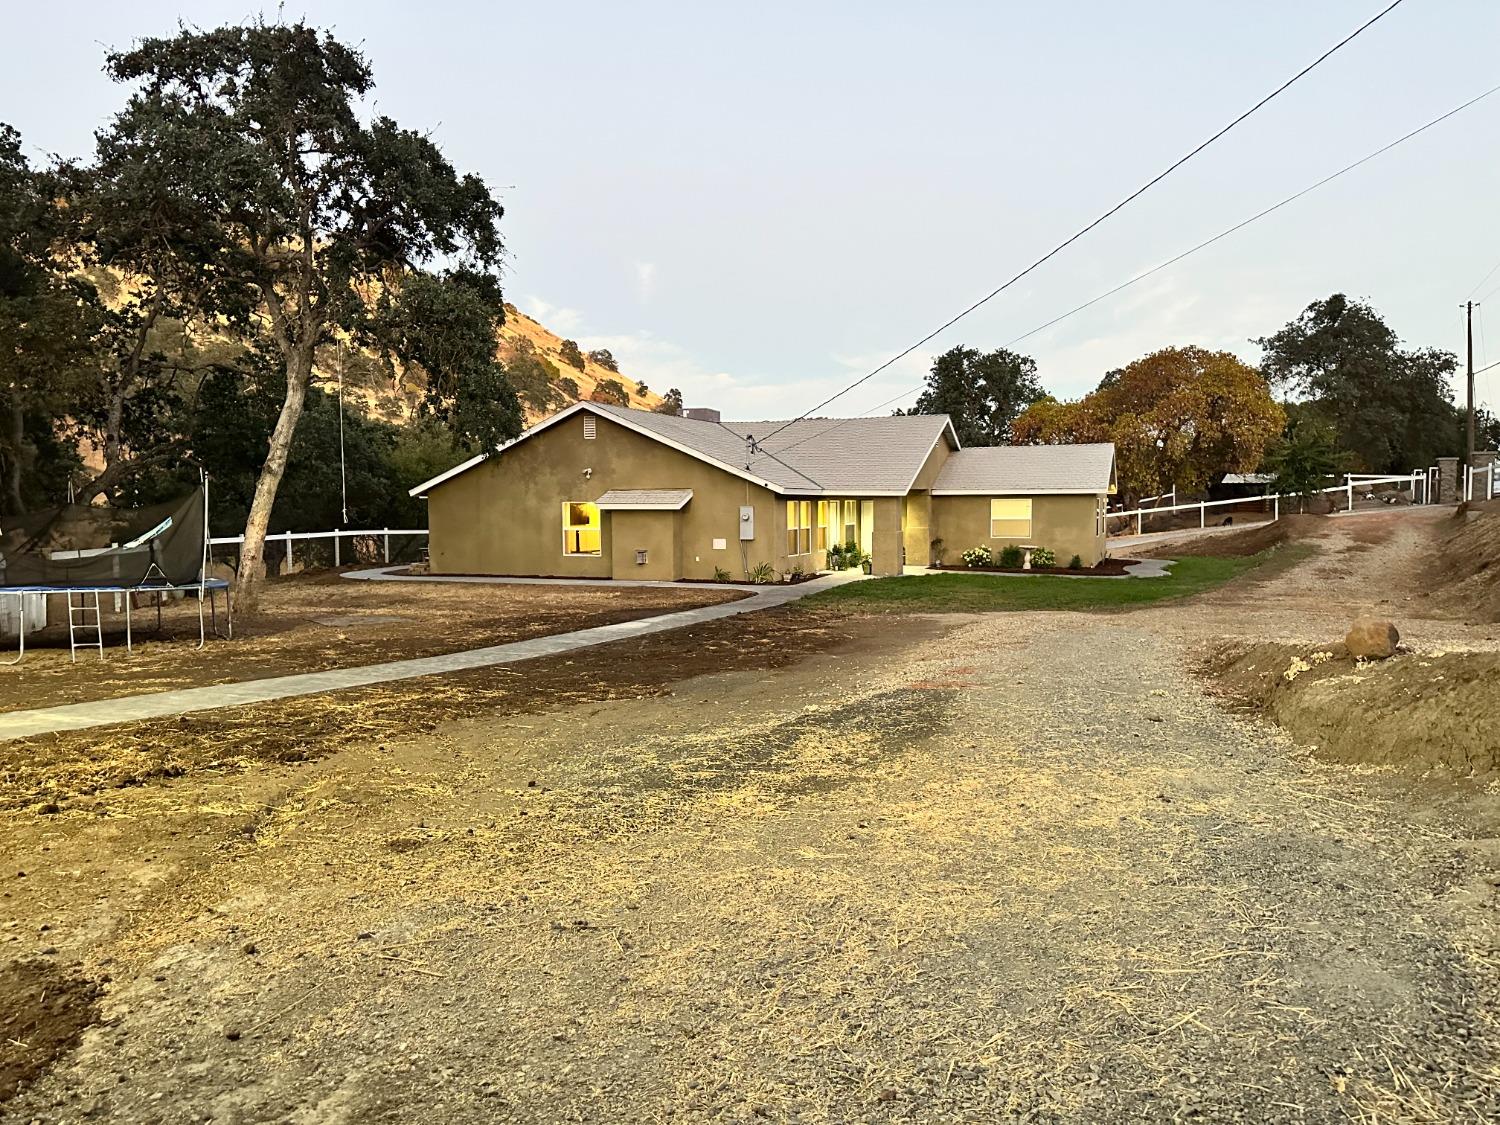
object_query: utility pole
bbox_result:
[1465,300,1476,472]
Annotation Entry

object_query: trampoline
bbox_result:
[0,474,234,663]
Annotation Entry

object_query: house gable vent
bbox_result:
[582,416,596,440]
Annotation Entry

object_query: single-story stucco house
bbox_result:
[410,402,1116,580]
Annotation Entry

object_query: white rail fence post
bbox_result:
[208,528,429,571]
[1107,473,1425,541]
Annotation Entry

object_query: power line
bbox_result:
[1470,256,1500,299]
[771,81,1500,452]
[756,0,1410,445]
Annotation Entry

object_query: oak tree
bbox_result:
[897,345,1044,446]
[99,22,507,611]
[1013,346,1284,501]
[1255,294,1459,473]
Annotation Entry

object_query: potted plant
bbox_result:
[859,550,873,575]
[843,541,860,569]
[826,543,846,571]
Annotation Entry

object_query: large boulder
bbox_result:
[1345,617,1400,660]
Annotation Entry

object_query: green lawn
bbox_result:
[805,547,1305,613]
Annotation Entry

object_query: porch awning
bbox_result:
[593,489,693,511]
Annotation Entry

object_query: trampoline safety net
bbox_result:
[0,490,207,589]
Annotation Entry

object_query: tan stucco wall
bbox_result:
[426,411,786,579]
[903,491,932,568]
[909,436,953,490]
[931,494,1106,566]
[871,496,904,576]
[609,509,682,580]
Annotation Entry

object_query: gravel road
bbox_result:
[6,607,1495,1123]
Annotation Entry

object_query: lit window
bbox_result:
[785,500,814,555]
[990,498,1032,539]
[842,499,856,546]
[815,501,829,550]
[563,501,601,555]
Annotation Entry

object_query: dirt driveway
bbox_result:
[4,599,1496,1122]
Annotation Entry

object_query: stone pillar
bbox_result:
[871,496,904,576]
[1436,457,1460,503]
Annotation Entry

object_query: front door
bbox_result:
[859,500,874,557]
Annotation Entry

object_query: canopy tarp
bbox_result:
[0,490,206,589]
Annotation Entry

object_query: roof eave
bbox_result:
[409,402,793,498]
[931,487,1111,496]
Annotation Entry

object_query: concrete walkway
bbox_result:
[0,573,859,742]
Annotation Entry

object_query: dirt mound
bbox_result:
[1435,504,1500,622]
[0,960,102,1102]
[1134,519,1290,559]
[1203,641,1500,777]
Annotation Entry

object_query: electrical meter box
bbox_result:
[738,505,755,540]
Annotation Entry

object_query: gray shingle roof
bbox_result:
[593,488,694,509]
[410,401,1113,498]
[930,444,1116,494]
[590,404,954,493]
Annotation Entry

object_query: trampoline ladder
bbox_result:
[66,591,104,663]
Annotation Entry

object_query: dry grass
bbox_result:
[0,573,744,713]
[8,614,1493,1122]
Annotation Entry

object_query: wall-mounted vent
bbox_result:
[582,416,596,440]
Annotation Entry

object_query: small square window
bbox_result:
[563,501,601,555]
[990,498,1032,539]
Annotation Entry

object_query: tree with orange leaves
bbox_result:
[1012,346,1283,502]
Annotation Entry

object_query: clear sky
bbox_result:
[4,1,1498,420]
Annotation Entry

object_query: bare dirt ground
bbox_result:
[2,509,1498,1123]
[1129,506,1500,652]
[0,575,745,713]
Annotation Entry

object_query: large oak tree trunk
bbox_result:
[233,350,313,615]
[7,398,27,515]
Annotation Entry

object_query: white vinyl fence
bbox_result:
[1108,472,1428,539]
[209,527,429,571]
[1465,462,1496,502]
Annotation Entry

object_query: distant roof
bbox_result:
[931,444,1116,495]
[408,403,1113,498]
[594,488,693,510]
[1221,472,1274,485]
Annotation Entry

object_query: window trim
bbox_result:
[563,500,602,556]
[989,497,1033,540]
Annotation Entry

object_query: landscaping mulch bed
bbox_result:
[932,558,1133,577]
[678,572,827,586]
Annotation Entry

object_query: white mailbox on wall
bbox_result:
[738,505,755,540]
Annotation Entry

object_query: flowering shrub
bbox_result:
[1029,546,1056,568]
[960,545,992,568]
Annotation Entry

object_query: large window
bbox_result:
[786,500,812,555]
[989,498,1033,539]
[842,500,857,546]
[815,501,829,550]
[563,501,601,555]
